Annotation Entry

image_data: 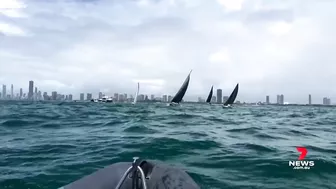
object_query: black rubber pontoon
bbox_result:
[59,157,200,189]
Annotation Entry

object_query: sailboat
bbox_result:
[132,82,140,105]
[223,83,239,108]
[206,86,213,104]
[169,70,192,106]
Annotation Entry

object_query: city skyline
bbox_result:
[1,1,336,104]
[0,81,333,105]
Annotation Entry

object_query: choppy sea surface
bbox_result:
[0,101,336,189]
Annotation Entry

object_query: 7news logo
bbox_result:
[288,147,314,170]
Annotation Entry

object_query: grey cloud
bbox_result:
[1,0,336,102]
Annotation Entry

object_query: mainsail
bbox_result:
[132,82,140,104]
[206,86,213,103]
[171,70,192,104]
[223,83,239,106]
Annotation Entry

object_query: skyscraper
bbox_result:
[266,96,270,104]
[52,91,57,100]
[98,92,103,99]
[114,93,119,101]
[276,95,280,104]
[87,93,92,100]
[216,89,222,103]
[139,94,145,101]
[11,84,13,99]
[80,93,84,101]
[69,94,73,101]
[28,81,34,100]
[38,91,42,100]
[2,85,6,99]
[323,97,331,105]
[280,94,284,104]
[151,94,155,100]
[118,94,124,101]
[308,94,312,105]
[43,92,48,100]
[20,88,23,99]
[168,95,173,102]
[34,87,37,99]
[163,95,167,102]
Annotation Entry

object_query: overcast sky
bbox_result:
[0,0,335,103]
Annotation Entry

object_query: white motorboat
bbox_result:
[102,95,113,103]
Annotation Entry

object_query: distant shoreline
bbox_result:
[0,100,335,107]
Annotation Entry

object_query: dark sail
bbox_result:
[171,70,192,103]
[206,86,213,103]
[224,83,239,106]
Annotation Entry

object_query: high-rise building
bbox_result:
[38,91,42,100]
[276,94,284,104]
[86,93,92,100]
[20,88,23,99]
[0,92,1,99]
[139,94,145,101]
[168,95,173,102]
[308,94,312,105]
[43,92,48,100]
[280,94,284,104]
[323,97,331,105]
[276,95,280,104]
[266,96,270,104]
[34,87,37,100]
[69,94,73,101]
[98,92,103,99]
[57,94,63,101]
[118,94,124,101]
[216,89,222,103]
[28,81,34,100]
[11,84,13,99]
[163,95,167,102]
[124,94,127,100]
[2,85,6,99]
[114,93,119,101]
[52,91,57,100]
[80,93,84,101]
[151,95,155,100]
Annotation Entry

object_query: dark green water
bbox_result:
[0,101,335,189]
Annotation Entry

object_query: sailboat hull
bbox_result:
[223,105,232,108]
[168,102,180,106]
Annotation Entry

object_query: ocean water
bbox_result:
[0,101,335,189]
